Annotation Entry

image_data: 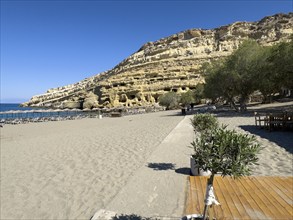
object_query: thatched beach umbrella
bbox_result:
[14,110,23,118]
[21,110,29,118]
[0,111,9,119]
[6,110,17,118]
[68,108,77,116]
[32,110,42,118]
[52,109,60,116]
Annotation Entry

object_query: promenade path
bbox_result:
[92,113,195,219]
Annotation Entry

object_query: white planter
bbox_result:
[181,214,203,220]
[98,114,102,119]
[190,156,211,176]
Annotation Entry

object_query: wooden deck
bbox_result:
[185,176,293,220]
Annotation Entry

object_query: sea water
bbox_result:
[0,103,34,112]
[0,103,83,120]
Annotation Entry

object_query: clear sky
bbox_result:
[1,0,292,103]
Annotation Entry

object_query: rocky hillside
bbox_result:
[22,13,293,109]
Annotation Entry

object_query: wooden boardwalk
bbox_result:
[185,176,293,220]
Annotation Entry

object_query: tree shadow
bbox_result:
[159,110,185,117]
[146,163,176,171]
[240,125,293,154]
[187,101,293,118]
[112,214,159,220]
[213,110,253,118]
[147,163,191,175]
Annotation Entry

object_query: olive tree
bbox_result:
[193,84,205,104]
[203,60,239,110]
[158,92,180,110]
[225,40,265,111]
[267,39,293,91]
[190,114,261,220]
[203,38,293,108]
[180,90,195,107]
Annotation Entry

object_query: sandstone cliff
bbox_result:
[22,13,293,109]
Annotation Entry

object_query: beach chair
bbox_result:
[284,111,293,130]
[254,112,268,129]
[267,112,286,131]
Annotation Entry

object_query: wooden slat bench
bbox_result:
[185,176,293,220]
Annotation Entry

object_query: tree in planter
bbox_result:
[190,126,261,220]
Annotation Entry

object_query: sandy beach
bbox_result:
[1,103,292,219]
[1,111,185,219]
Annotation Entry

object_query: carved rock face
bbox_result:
[83,92,100,109]
[22,13,293,109]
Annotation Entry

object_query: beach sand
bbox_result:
[1,111,184,219]
[217,115,293,176]
[1,103,292,219]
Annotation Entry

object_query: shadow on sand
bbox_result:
[146,162,176,171]
[112,214,160,220]
[161,101,293,118]
[240,125,293,154]
[147,163,191,176]
[175,167,191,176]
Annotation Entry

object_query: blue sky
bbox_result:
[1,0,292,103]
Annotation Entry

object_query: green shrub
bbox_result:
[191,127,261,177]
[190,113,219,134]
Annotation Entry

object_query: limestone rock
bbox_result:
[83,92,100,109]
[21,13,293,109]
[62,101,81,109]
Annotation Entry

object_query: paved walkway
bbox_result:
[92,115,195,219]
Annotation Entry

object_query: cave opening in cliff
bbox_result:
[119,95,127,103]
